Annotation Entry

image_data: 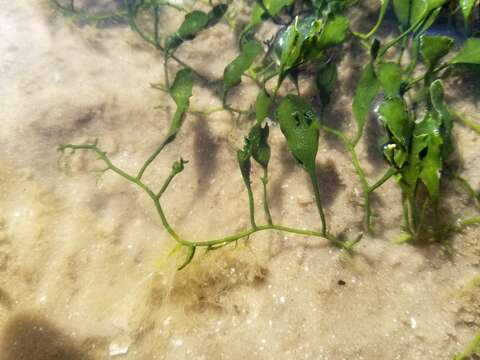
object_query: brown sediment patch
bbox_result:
[1,312,91,360]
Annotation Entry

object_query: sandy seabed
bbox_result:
[0,1,480,359]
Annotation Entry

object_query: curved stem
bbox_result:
[378,14,427,58]
[351,0,389,40]
[58,142,359,261]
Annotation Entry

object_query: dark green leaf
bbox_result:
[262,0,294,16]
[460,0,476,22]
[412,112,443,202]
[207,4,228,26]
[223,40,263,92]
[165,11,209,52]
[248,124,271,169]
[165,5,227,53]
[278,19,305,74]
[171,68,193,107]
[377,97,412,148]
[377,62,403,97]
[276,95,319,174]
[316,16,349,49]
[237,146,252,186]
[277,16,340,78]
[353,63,380,141]
[255,89,272,124]
[393,0,411,27]
[450,38,480,65]
[410,0,446,27]
[316,61,337,107]
[399,112,433,194]
[429,80,453,156]
[165,69,193,144]
[419,35,454,69]
[418,127,442,202]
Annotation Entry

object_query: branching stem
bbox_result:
[58,143,355,255]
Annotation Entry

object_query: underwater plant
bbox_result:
[54,0,480,271]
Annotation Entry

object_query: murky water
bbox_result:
[0,1,479,359]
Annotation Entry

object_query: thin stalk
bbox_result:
[157,171,176,199]
[378,15,427,58]
[261,167,273,225]
[408,193,418,233]
[58,143,183,242]
[136,140,168,180]
[352,0,389,40]
[164,56,171,89]
[368,168,396,193]
[246,182,257,229]
[153,5,160,48]
[309,171,327,236]
[407,63,449,89]
[321,125,372,231]
[402,194,412,234]
[187,223,327,248]
[455,175,480,207]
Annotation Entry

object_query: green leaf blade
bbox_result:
[223,40,262,92]
[420,35,454,69]
[165,69,193,144]
[263,0,294,16]
[352,63,380,143]
[248,124,271,169]
[460,0,476,22]
[255,89,272,124]
[393,0,410,27]
[276,95,319,174]
[377,97,412,150]
[377,62,403,97]
[316,61,337,107]
[451,38,480,65]
[165,11,210,52]
[165,5,227,54]
[429,80,453,157]
[316,16,349,49]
